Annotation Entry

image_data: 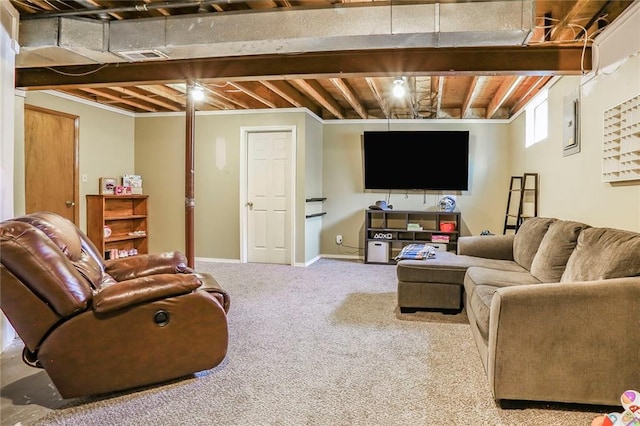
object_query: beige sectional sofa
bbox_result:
[396,217,640,406]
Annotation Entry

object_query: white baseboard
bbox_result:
[321,254,363,261]
[195,254,365,267]
[195,257,241,264]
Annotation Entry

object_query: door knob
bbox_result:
[246,201,253,208]
[65,201,75,207]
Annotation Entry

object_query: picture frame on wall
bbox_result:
[99,177,117,195]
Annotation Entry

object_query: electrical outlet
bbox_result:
[336,235,343,245]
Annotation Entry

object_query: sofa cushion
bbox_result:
[468,284,499,341]
[464,267,541,341]
[561,227,640,282]
[513,217,557,271]
[530,220,590,283]
[465,266,542,291]
[397,252,526,285]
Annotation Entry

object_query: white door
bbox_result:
[246,131,292,264]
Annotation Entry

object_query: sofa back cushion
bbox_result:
[561,227,640,282]
[513,217,557,271]
[530,220,590,282]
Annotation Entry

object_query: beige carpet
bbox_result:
[10,259,610,425]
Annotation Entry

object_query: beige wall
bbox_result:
[21,91,135,231]
[135,110,311,262]
[510,53,640,231]
[321,120,512,256]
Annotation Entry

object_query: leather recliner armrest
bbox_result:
[104,251,192,281]
[192,272,231,313]
[93,273,201,313]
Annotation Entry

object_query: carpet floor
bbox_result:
[2,258,610,425]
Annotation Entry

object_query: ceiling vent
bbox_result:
[115,49,168,62]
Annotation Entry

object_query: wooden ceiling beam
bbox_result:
[143,0,171,17]
[229,81,291,108]
[84,0,124,20]
[486,76,525,119]
[79,87,158,111]
[365,77,389,119]
[435,76,444,119]
[111,86,182,111]
[509,76,553,116]
[406,77,420,119]
[144,83,233,111]
[259,80,321,115]
[292,79,344,119]
[460,76,479,119]
[16,46,592,90]
[202,84,253,109]
[550,0,591,42]
[138,84,186,107]
[62,88,101,103]
[20,0,54,11]
[329,78,367,119]
[162,82,239,110]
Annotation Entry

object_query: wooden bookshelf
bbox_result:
[86,195,148,259]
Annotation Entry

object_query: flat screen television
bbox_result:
[363,130,469,191]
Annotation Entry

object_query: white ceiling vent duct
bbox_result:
[115,49,169,62]
[16,1,534,68]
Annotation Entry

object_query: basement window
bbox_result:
[525,90,548,147]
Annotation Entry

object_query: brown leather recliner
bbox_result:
[0,211,230,399]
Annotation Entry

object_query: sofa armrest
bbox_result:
[104,251,192,281]
[457,235,514,260]
[487,277,640,405]
[93,273,201,313]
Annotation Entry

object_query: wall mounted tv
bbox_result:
[363,130,469,191]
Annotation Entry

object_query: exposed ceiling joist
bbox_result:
[292,79,344,119]
[80,87,157,111]
[365,77,389,120]
[330,78,367,119]
[461,76,479,119]
[486,76,525,119]
[259,80,321,116]
[509,76,553,115]
[112,86,182,111]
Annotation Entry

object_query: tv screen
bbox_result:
[363,130,469,191]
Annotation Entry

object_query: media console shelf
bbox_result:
[364,209,461,264]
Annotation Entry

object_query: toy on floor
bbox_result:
[591,390,640,426]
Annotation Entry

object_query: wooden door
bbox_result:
[25,105,79,223]
[247,131,292,264]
